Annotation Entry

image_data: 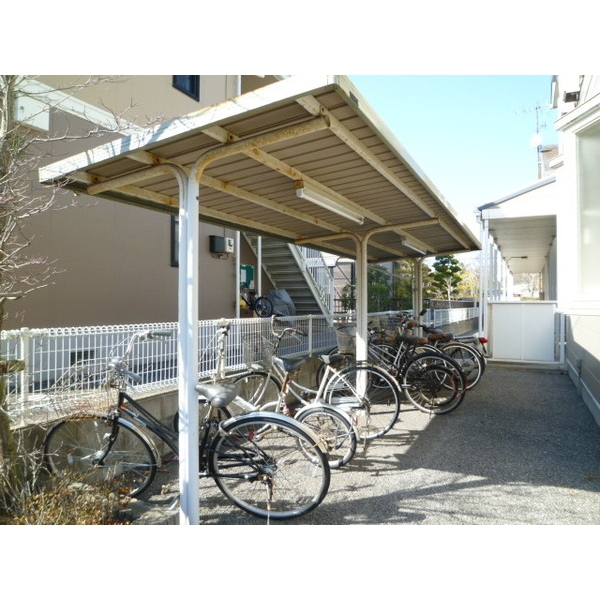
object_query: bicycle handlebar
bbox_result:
[270,315,307,339]
[108,329,174,382]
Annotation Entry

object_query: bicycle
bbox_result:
[233,317,402,441]
[205,317,357,469]
[240,288,273,318]
[333,322,468,415]
[43,330,331,520]
[395,310,487,390]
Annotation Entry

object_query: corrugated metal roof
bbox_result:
[40,75,480,263]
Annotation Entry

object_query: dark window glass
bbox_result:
[170,216,179,267]
[172,75,200,101]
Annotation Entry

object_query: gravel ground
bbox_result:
[130,364,600,525]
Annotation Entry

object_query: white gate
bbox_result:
[487,301,565,364]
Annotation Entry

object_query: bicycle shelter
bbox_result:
[39,75,480,525]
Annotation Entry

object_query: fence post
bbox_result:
[307,315,314,356]
[19,327,30,407]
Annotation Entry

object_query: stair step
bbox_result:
[243,233,329,317]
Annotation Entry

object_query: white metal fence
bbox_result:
[3,308,478,427]
[2,315,340,427]
[431,307,480,328]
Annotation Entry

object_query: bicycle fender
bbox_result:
[220,411,329,453]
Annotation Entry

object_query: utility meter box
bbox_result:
[209,235,234,254]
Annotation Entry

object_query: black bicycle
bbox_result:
[240,288,273,317]
[43,330,330,520]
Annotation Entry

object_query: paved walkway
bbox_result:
[132,364,600,525]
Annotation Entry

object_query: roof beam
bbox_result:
[201,174,346,233]
[180,122,387,226]
[296,95,436,219]
[437,217,473,250]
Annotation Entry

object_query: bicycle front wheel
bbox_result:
[254,297,273,318]
[295,403,357,469]
[44,415,157,497]
[324,364,401,440]
[209,413,330,520]
[231,371,281,407]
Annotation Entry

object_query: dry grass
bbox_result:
[1,451,133,525]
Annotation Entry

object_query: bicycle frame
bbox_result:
[108,388,282,485]
[44,327,332,520]
[240,290,256,310]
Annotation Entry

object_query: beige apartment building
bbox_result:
[6,75,279,329]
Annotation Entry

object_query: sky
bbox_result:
[347,75,558,239]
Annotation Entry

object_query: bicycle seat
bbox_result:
[195,382,237,408]
[397,335,428,346]
[320,354,348,367]
[427,333,454,343]
[273,355,305,374]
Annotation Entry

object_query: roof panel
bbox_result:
[40,75,480,263]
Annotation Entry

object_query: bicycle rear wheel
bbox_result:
[209,413,330,520]
[439,342,485,389]
[324,364,401,440]
[295,404,357,469]
[44,415,157,497]
[401,356,466,415]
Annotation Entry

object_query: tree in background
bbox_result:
[456,260,480,299]
[338,261,418,312]
[339,282,356,311]
[513,272,540,299]
[1,76,61,472]
[430,255,463,301]
[421,261,438,300]
[0,75,138,514]
[368,267,393,312]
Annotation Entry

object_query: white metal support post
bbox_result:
[235,231,241,318]
[178,172,200,525]
[355,236,369,363]
[479,216,489,335]
[257,236,263,295]
[412,257,424,314]
[172,115,331,524]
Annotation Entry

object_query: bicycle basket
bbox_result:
[380,315,401,334]
[370,317,400,344]
[46,362,119,419]
[243,335,276,369]
[335,325,356,355]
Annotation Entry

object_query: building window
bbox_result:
[172,75,200,101]
[170,216,179,267]
[577,122,600,298]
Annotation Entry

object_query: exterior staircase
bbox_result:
[243,234,332,316]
